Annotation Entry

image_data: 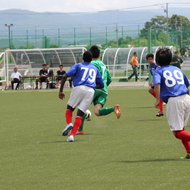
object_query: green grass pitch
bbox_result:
[1,87,190,190]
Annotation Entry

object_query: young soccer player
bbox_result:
[153,47,190,159]
[146,53,164,117]
[59,51,104,142]
[77,45,121,134]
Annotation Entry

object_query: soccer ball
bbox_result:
[85,110,91,121]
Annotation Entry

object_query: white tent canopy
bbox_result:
[4,47,86,85]
[102,46,174,78]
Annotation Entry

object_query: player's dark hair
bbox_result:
[134,52,137,56]
[42,63,46,67]
[146,53,154,60]
[59,65,63,67]
[89,45,100,58]
[155,47,172,66]
[83,51,93,62]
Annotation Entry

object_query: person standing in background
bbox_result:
[127,52,140,82]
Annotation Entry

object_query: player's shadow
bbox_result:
[136,119,163,121]
[129,106,153,109]
[38,141,64,144]
[38,139,85,144]
[119,159,184,163]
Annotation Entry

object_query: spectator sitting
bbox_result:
[56,65,66,88]
[11,67,22,90]
[35,64,49,89]
[46,64,54,77]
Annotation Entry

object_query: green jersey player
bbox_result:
[77,45,121,134]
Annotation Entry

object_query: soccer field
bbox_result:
[1,87,190,190]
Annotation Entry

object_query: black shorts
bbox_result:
[39,77,47,82]
[56,77,62,81]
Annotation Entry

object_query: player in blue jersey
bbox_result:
[153,47,190,159]
[146,53,164,117]
[59,51,104,142]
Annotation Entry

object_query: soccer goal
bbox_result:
[4,47,87,86]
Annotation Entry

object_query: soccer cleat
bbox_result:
[181,154,190,159]
[114,104,121,119]
[156,111,164,117]
[67,135,74,142]
[62,123,73,136]
[76,130,84,135]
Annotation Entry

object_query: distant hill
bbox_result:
[0,8,190,48]
[1,7,190,31]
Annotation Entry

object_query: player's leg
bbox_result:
[94,91,121,118]
[62,87,84,136]
[149,87,164,117]
[149,87,156,97]
[168,95,190,158]
[174,130,190,158]
[77,113,86,134]
[62,105,75,136]
[67,86,94,141]
[68,109,84,140]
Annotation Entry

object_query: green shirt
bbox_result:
[91,59,112,94]
[171,56,183,69]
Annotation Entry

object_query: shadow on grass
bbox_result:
[120,158,185,163]
[38,139,85,144]
[136,119,161,121]
[129,107,153,109]
[38,141,64,144]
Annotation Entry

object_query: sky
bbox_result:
[0,0,189,13]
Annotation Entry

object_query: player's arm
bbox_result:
[59,73,68,100]
[153,69,161,109]
[106,70,112,86]
[154,84,161,109]
[95,70,104,89]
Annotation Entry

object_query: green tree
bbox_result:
[140,16,167,39]
[169,14,190,47]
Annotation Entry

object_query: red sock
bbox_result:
[65,109,73,124]
[70,116,82,136]
[159,99,164,112]
[181,140,190,153]
[151,91,156,98]
[175,130,190,141]
[151,91,164,112]
[175,130,190,153]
